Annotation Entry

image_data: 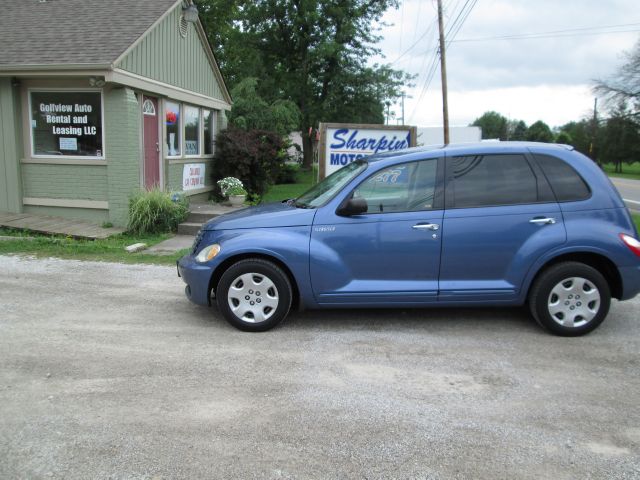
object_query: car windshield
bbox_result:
[294,161,368,208]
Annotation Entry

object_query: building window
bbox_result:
[166,101,181,156]
[142,99,156,116]
[164,100,217,158]
[203,109,215,155]
[184,105,200,155]
[30,90,103,158]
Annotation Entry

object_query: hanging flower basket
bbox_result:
[166,111,178,125]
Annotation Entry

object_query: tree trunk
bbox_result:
[302,134,314,169]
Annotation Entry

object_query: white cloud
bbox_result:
[375,0,640,128]
[406,84,595,127]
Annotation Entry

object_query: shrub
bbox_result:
[127,189,189,235]
[276,163,299,184]
[212,128,288,198]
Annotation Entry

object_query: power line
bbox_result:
[407,0,479,124]
[446,0,479,44]
[445,0,471,37]
[390,19,438,65]
[452,22,640,43]
[398,0,405,52]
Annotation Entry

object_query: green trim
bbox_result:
[0,78,22,213]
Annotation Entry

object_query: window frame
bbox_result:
[163,100,216,159]
[164,99,183,159]
[444,152,556,210]
[530,153,592,203]
[342,157,444,215]
[183,103,201,158]
[28,88,106,160]
[202,108,216,157]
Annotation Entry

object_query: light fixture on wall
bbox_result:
[89,76,106,88]
[182,3,199,23]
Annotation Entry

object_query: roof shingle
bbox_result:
[0,0,179,67]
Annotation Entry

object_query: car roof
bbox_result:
[367,141,575,163]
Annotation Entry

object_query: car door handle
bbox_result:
[529,217,556,225]
[412,223,439,231]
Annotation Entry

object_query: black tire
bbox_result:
[216,258,292,332]
[528,261,611,336]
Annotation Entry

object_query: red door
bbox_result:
[142,96,160,189]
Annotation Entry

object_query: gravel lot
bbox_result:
[1,255,639,479]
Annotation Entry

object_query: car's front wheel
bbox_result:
[528,262,611,336]
[216,258,292,332]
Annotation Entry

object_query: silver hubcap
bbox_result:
[547,277,600,328]
[227,273,279,323]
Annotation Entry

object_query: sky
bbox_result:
[374,0,640,129]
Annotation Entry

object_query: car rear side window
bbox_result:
[533,154,591,202]
[448,154,550,208]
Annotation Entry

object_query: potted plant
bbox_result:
[217,177,247,207]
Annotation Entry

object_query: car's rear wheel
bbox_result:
[529,262,611,336]
[216,258,292,332]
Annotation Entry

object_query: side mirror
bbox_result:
[337,196,368,216]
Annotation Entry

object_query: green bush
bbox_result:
[212,128,289,198]
[276,163,299,184]
[127,189,189,235]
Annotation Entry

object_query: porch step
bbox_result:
[177,202,241,236]
[186,211,218,223]
[177,222,204,236]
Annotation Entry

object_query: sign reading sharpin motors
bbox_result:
[319,123,417,178]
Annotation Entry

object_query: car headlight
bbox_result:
[195,243,221,263]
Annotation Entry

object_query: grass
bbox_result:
[0,228,188,265]
[633,214,640,232]
[261,167,317,203]
[602,162,640,180]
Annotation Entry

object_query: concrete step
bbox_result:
[177,203,241,236]
[186,211,220,223]
[177,222,203,235]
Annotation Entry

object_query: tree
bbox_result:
[470,111,508,140]
[558,120,591,156]
[197,0,409,167]
[554,131,572,145]
[511,120,528,141]
[594,39,640,116]
[598,104,640,173]
[526,120,554,143]
[227,78,301,137]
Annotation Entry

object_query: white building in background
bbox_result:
[417,126,481,146]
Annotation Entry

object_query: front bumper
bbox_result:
[177,255,215,306]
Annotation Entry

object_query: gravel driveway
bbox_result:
[1,256,639,479]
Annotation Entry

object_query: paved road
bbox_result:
[1,256,640,479]
[610,177,640,213]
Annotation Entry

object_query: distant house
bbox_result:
[0,0,232,226]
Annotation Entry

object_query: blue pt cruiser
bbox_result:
[178,142,640,336]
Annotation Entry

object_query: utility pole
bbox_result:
[437,0,450,144]
[401,91,405,125]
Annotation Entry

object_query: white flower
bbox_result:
[217,177,244,196]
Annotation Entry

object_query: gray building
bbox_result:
[0,0,232,226]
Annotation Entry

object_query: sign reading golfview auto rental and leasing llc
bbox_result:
[319,123,417,178]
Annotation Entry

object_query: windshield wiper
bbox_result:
[293,199,313,209]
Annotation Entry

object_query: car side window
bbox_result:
[353,159,438,213]
[448,154,552,208]
[533,154,591,202]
